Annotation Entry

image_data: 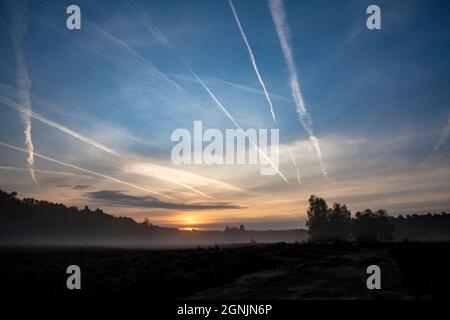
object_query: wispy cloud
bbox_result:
[173,73,291,102]
[58,184,91,190]
[87,190,242,210]
[87,20,182,92]
[0,94,120,156]
[124,162,246,195]
[127,0,172,47]
[7,0,37,184]
[0,165,91,179]
[125,3,290,185]
[229,0,302,185]
[0,92,242,199]
[127,162,216,200]
[435,112,450,151]
[0,141,177,201]
[268,0,327,178]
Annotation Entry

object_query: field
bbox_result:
[1,242,449,299]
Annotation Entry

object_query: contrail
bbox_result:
[0,165,92,179]
[190,70,290,184]
[268,0,327,178]
[84,21,238,197]
[124,162,248,194]
[127,0,172,48]
[172,73,291,102]
[87,20,182,92]
[8,1,37,184]
[435,112,450,151]
[127,1,289,184]
[287,146,301,185]
[0,94,120,156]
[229,0,276,122]
[0,94,230,198]
[129,166,216,200]
[229,0,302,185]
[0,141,178,201]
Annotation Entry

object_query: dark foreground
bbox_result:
[1,242,449,299]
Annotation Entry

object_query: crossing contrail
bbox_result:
[268,0,327,178]
[229,0,302,185]
[87,20,182,92]
[127,1,289,184]
[190,70,290,184]
[0,141,178,201]
[8,1,37,184]
[0,94,235,198]
[128,166,217,200]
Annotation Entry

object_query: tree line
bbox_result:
[0,190,172,240]
[1,189,449,244]
[306,195,450,242]
[0,190,307,244]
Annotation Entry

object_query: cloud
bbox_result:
[268,0,327,178]
[124,4,292,186]
[0,87,245,199]
[86,190,243,210]
[126,0,172,47]
[86,20,182,92]
[172,73,291,102]
[7,0,37,184]
[0,94,120,156]
[58,184,91,190]
[435,112,450,151]
[0,141,177,201]
[190,70,290,184]
[0,165,91,179]
[124,162,247,194]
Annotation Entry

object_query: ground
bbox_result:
[1,242,449,299]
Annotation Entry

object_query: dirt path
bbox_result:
[190,247,418,299]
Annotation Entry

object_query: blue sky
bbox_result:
[0,0,449,230]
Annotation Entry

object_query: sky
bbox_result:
[0,0,449,230]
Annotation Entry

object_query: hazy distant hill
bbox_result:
[0,190,308,247]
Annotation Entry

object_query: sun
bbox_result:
[179,214,202,228]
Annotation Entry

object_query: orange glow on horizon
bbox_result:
[178,227,204,231]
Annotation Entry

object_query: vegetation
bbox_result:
[0,189,174,240]
[0,189,307,245]
[306,195,351,242]
[353,209,395,242]
[306,195,450,242]
[1,190,450,299]
[1,189,450,245]
[306,195,394,242]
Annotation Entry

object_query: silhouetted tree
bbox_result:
[306,195,329,241]
[353,209,394,243]
[328,203,352,241]
[0,189,174,242]
[306,195,351,242]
